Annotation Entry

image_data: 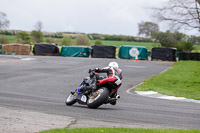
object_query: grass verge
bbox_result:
[135,61,200,100]
[91,40,161,50]
[39,128,200,133]
[0,35,16,43]
[192,45,200,52]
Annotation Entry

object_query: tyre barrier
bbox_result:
[91,45,116,58]
[179,52,200,61]
[33,43,59,56]
[2,43,199,62]
[151,47,177,61]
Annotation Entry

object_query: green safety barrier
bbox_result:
[60,46,90,57]
[118,45,148,60]
[0,51,16,55]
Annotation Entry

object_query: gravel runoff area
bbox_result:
[0,106,75,133]
[0,106,167,133]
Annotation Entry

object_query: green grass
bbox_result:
[0,35,160,50]
[91,40,161,50]
[135,61,200,100]
[192,45,200,52]
[39,128,200,133]
[0,35,16,43]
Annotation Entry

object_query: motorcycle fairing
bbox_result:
[97,77,117,85]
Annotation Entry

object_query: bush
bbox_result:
[88,34,105,40]
[51,32,63,38]
[31,30,43,43]
[102,34,137,42]
[189,35,200,45]
[94,40,103,45]
[156,31,177,47]
[0,30,12,35]
[61,36,72,46]
[45,38,56,43]
[75,35,91,46]
[155,31,187,47]
[16,31,33,44]
[0,37,9,44]
[175,41,194,52]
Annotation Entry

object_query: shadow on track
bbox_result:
[66,104,119,111]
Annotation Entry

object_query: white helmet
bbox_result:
[108,62,119,68]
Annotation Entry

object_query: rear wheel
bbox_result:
[87,87,109,109]
[65,93,76,106]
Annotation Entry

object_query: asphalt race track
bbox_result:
[0,55,200,129]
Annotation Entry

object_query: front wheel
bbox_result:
[87,87,109,109]
[65,93,77,106]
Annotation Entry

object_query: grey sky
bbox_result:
[0,0,198,36]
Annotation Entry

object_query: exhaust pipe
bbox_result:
[105,95,120,104]
[116,95,120,99]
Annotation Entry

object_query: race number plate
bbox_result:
[81,95,87,103]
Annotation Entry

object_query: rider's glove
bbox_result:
[88,69,92,73]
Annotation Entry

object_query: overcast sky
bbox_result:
[0,0,198,36]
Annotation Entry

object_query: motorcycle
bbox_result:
[65,69,121,109]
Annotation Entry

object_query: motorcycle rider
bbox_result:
[93,61,122,105]
[94,61,122,80]
[67,62,122,107]
[86,61,122,88]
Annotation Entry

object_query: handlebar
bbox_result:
[88,69,95,78]
[88,69,96,73]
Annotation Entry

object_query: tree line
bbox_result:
[0,29,199,52]
[0,29,92,46]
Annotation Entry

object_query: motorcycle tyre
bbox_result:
[65,93,77,106]
[87,87,109,109]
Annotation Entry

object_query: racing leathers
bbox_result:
[94,66,122,105]
[83,67,122,92]
[94,67,122,80]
